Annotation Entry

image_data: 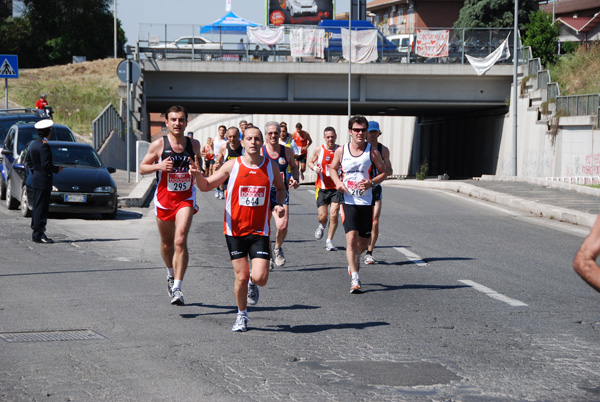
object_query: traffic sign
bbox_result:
[117,59,141,83]
[0,55,18,79]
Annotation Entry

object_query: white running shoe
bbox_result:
[167,275,174,298]
[232,313,249,332]
[247,282,259,306]
[314,224,325,240]
[214,189,219,198]
[325,240,337,251]
[364,253,375,265]
[269,259,275,271]
[274,247,286,266]
[350,278,362,294]
[170,288,185,305]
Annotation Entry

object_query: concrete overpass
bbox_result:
[139,60,514,118]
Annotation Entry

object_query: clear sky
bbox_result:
[118,0,349,45]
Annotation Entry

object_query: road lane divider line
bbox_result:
[307,189,316,194]
[394,247,428,266]
[459,280,528,307]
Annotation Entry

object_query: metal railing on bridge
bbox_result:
[133,23,519,65]
[92,103,124,150]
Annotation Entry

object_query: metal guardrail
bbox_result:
[134,24,519,65]
[92,103,124,150]
[556,94,600,117]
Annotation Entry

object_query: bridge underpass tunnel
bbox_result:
[413,110,506,179]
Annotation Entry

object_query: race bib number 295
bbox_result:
[167,173,192,192]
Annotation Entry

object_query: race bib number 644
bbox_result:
[239,186,267,206]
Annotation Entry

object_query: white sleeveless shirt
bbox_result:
[341,142,372,205]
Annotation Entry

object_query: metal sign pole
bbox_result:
[347,19,352,133]
[4,78,7,109]
[127,59,132,183]
[512,0,519,176]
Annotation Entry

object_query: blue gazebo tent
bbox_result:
[199,11,262,34]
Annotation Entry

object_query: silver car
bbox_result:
[149,36,220,60]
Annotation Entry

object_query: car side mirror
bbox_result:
[1,148,11,156]
[13,163,25,171]
[106,167,116,173]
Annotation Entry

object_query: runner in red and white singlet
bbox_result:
[190,127,286,332]
[224,157,274,237]
[308,127,342,251]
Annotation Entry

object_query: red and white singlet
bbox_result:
[224,157,274,237]
[315,144,339,190]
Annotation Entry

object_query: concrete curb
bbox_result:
[384,179,598,229]
[117,177,156,208]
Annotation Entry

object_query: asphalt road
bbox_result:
[1,185,599,401]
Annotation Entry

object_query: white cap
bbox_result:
[34,119,54,130]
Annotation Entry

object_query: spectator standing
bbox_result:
[213,125,227,199]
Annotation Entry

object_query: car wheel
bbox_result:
[202,54,212,61]
[0,175,6,200]
[153,52,164,60]
[101,207,117,220]
[5,178,18,210]
[20,186,31,217]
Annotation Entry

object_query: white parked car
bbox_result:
[149,36,220,60]
[286,0,318,17]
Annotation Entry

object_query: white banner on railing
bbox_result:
[225,0,231,12]
[341,28,378,63]
[466,35,511,75]
[290,28,327,58]
[247,26,285,46]
[416,30,449,58]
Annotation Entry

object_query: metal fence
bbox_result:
[92,103,124,150]
[134,23,519,65]
[556,94,600,117]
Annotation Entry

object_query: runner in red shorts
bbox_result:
[139,105,201,306]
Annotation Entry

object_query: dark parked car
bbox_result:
[6,141,118,220]
[0,122,76,200]
[0,109,46,198]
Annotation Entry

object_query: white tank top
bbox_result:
[341,142,372,205]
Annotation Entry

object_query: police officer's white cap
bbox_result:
[35,119,54,130]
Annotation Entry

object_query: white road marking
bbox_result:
[394,247,428,266]
[307,189,316,195]
[459,280,528,307]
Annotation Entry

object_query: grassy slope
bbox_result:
[549,42,600,96]
[6,58,122,139]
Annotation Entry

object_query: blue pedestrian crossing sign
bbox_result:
[0,55,19,79]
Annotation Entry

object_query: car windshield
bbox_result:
[51,145,103,168]
[17,127,76,153]
[0,118,41,144]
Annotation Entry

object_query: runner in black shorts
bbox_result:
[226,235,271,260]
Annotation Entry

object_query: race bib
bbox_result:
[239,186,267,207]
[324,164,331,177]
[167,172,192,192]
[346,180,364,197]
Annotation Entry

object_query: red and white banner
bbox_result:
[226,0,231,12]
[416,30,449,58]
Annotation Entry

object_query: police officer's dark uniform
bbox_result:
[28,119,61,243]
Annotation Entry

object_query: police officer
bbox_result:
[28,119,62,243]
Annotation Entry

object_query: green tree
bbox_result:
[3,0,126,68]
[454,0,537,29]
[522,10,561,66]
